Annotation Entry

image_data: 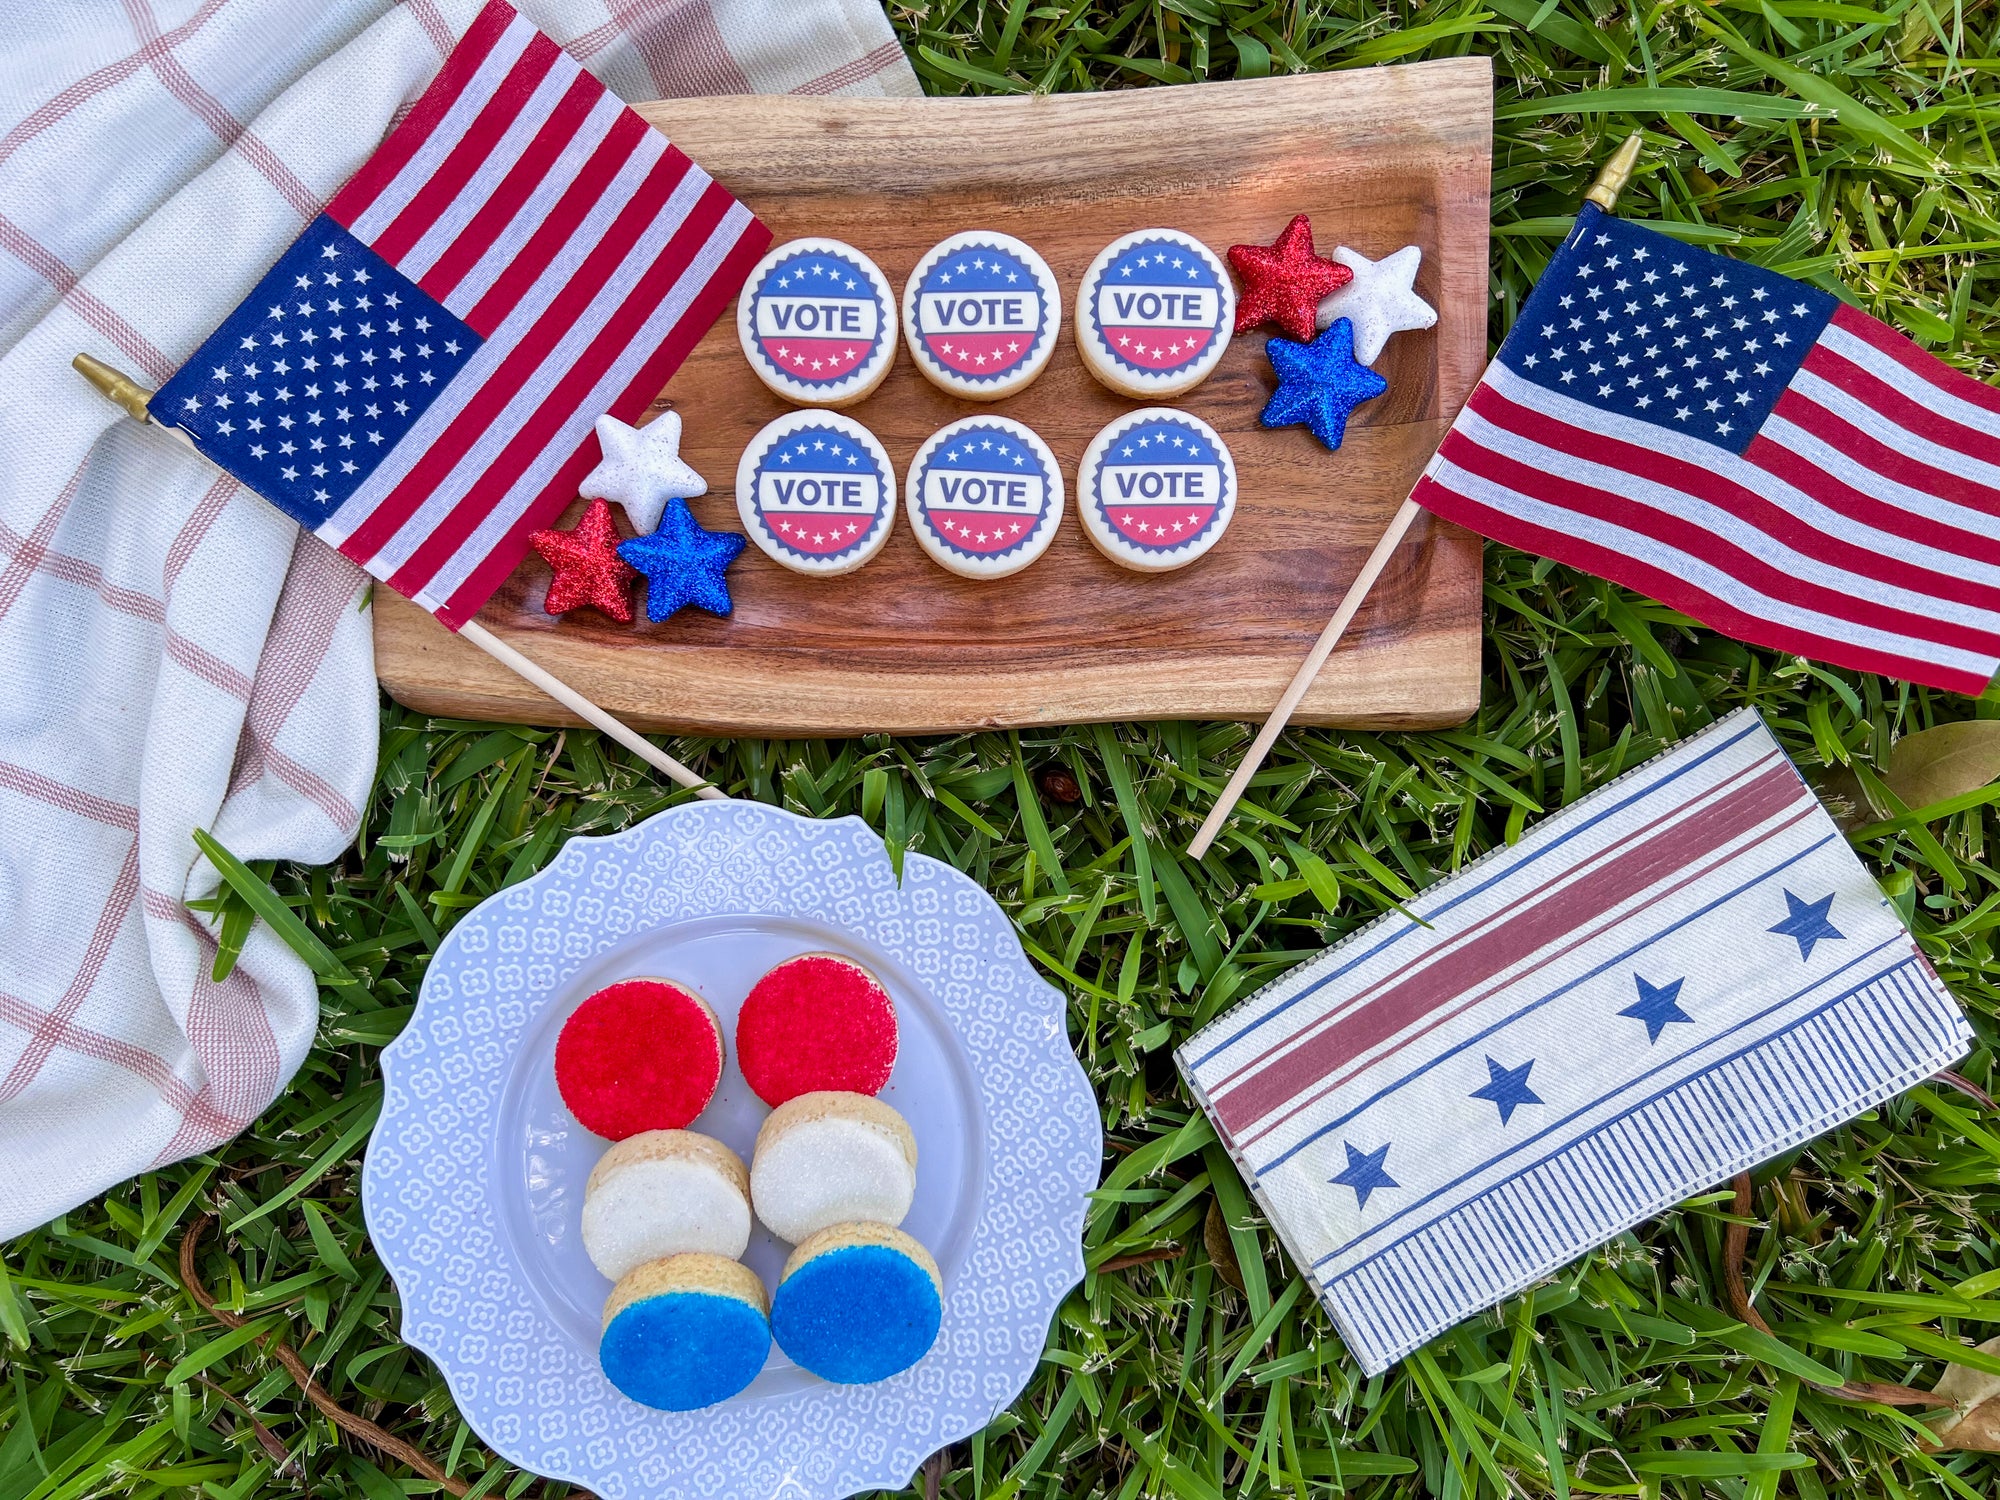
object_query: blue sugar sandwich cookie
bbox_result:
[599,1253,770,1411]
[770,1223,942,1384]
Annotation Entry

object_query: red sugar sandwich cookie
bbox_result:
[736,954,898,1107]
[556,978,724,1140]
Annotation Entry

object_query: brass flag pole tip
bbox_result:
[1583,134,1644,214]
[72,351,157,424]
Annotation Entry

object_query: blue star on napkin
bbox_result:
[1260,317,1389,451]
[617,498,747,622]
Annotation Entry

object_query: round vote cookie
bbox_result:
[770,1223,942,1385]
[556,978,724,1140]
[751,1092,917,1245]
[905,416,1063,580]
[1076,408,1237,573]
[599,1254,770,1411]
[737,238,897,406]
[1075,229,1234,397]
[735,410,896,576]
[735,954,898,1107]
[901,231,1060,400]
[583,1130,752,1282]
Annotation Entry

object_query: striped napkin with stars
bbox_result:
[1179,708,1970,1373]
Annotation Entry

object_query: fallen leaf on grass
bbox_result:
[1924,1335,2000,1452]
[1884,721,2000,813]
[1205,1199,1244,1291]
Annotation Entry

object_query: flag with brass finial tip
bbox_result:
[1411,135,2000,694]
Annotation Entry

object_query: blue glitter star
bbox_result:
[1769,890,1844,961]
[1329,1141,1398,1210]
[1259,317,1389,451]
[616,498,746,622]
[1619,973,1694,1044]
[1469,1056,1543,1126]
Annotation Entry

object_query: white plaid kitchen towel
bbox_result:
[0,0,914,1239]
[1179,709,1972,1373]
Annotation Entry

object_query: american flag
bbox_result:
[1179,710,1970,1374]
[152,1,768,629]
[1413,205,2000,696]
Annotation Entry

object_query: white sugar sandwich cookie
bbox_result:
[737,238,897,406]
[736,411,896,576]
[582,1130,752,1282]
[906,416,1064,580]
[1077,409,1237,573]
[902,231,1061,399]
[751,1092,916,1245]
[1075,229,1233,397]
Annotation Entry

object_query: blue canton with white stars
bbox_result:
[1499,205,1838,455]
[154,214,480,529]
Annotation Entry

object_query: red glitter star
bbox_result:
[1227,214,1352,342]
[529,497,637,623]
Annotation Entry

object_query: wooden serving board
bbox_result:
[374,60,1493,736]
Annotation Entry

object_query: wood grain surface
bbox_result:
[373,59,1493,735]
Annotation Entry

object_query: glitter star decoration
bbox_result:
[1226,214,1352,341]
[528,497,636,623]
[579,410,707,534]
[616,497,747,622]
[1260,317,1389,451]
[1315,244,1438,365]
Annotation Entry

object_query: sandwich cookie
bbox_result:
[751,1092,916,1245]
[555,978,724,1140]
[1075,229,1233,397]
[737,238,897,406]
[599,1253,770,1411]
[735,953,898,1107]
[770,1224,942,1384]
[902,231,1060,400]
[1076,409,1236,573]
[906,416,1063,580]
[583,1130,752,1282]
[736,411,895,576]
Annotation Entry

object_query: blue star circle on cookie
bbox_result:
[616,497,747,622]
[1260,317,1388,451]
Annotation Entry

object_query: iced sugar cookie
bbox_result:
[751,1092,916,1245]
[770,1223,942,1384]
[555,978,724,1140]
[1075,229,1233,397]
[599,1253,770,1411]
[905,416,1063,580]
[902,231,1060,400]
[736,953,898,1107]
[1076,409,1237,573]
[583,1130,752,1282]
[735,410,895,576]
[737,238,897,407]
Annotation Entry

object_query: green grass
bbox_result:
[8,2,2000,1497]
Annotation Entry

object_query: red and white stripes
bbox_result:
[320,1,767,627]
[1415,301,2000,694]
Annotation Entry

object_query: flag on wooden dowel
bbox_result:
[1412,203,2000,696]
[1179,709,1971,1374]
[151,0,769,630]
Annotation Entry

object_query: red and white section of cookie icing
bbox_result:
[555,978,724,1139]
[735,954,899,1107]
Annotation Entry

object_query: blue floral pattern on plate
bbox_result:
[364,802,1100,1500]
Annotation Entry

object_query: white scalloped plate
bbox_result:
[363,801,1101,1500]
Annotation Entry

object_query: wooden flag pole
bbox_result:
[1185,135,1644,862]
[72,353,725,800]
